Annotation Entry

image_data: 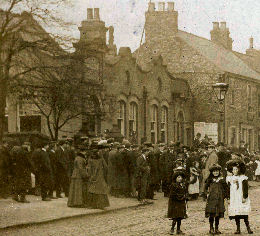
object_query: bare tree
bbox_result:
[0,0,75,141]
[12,55,104,140]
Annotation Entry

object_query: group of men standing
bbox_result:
[1,133,252,206]
[0,139,75,203]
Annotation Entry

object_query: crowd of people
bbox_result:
[0,132,259,233]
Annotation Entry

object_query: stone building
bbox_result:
[5,7,193,145]
[67,8,193,145]
[136,2,260,150]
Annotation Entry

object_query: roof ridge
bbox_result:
[177,30,260,80]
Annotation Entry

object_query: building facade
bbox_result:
[136,2,260,150]
[5,7,193,145]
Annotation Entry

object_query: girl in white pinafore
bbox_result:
[255,157,260,182]
[226,159,253,234]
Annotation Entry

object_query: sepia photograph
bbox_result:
[0,0,259,235]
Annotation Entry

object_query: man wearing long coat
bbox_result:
[55,141,69,197]
[10,144,32,202]
[0,142,11,198]
[31,142,53,201]
[146,148,160,199]
[136,148,151,203]
[48,142,58,199]
[128,145,139,197]
[116,146,130,196]
[201,145,218,194]
[107,145,119,196]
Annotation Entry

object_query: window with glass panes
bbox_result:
[117,101,126,136]
[129,102,138,136]
[161,106,168,143]
[151,105,158,144]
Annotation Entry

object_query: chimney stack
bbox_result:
[87,8,93,20]
[220,22,227,30]
[158,2,165,11]
[148,2,155,12]
[213,22,219,30]
[249,37,254,49]
[94,8,100,20]
[168,2,174,11]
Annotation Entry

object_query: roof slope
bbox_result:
[176,30,260,80]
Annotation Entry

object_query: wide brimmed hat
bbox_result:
[172,170,186,181]
[209,163,222,172]
[226,159,246,174]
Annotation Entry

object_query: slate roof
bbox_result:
[177,30,260,80]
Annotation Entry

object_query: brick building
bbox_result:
[136,2,260,150]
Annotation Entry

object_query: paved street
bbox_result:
[1,185,260,236]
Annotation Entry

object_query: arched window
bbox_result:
[161,106,168,143]
[117,100,126,136]
[129,102,138,137]
[151,104,158,144]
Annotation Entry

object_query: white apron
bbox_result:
[188,175,200,195]
[255,160,260,176]
[226,175,251,216]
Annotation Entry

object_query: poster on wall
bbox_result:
[194,122,218,144]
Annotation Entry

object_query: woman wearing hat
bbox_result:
[204,164,228,234]
[226,159,253,234]
[167,170,188,235]
[67,152,88,208]
[86,146,110,210]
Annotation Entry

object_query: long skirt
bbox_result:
[86,193,110,209]
[67,178,87,207]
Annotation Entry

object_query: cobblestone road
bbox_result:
[1,187,260,236]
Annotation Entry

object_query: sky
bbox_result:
[63,0,260,53]
[5,0,260,53]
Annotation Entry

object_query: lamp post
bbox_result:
[212,82,229,143]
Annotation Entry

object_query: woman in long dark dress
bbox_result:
[67,152,87,208]
[86,146,110,210]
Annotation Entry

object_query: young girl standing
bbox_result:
[204,164,228,234]
[255,156,260,182]
[167,169,188,235]
[226,159,253,234]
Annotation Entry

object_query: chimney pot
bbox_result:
[148,2,155,12]
[94,8,100,20]
[158,2,165,11]
[220,22,227,30]
[87,8,93,20]
[213,22,219,30]
[168,2,174,11]
[249,37,254,49]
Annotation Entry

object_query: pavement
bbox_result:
[0,193,141,230]
[0,181,259,232]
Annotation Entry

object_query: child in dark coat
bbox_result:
[167,169,188,235]
[204,164,228,235]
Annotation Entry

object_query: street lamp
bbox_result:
[212,82,229,143]
[212,83,229,103]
